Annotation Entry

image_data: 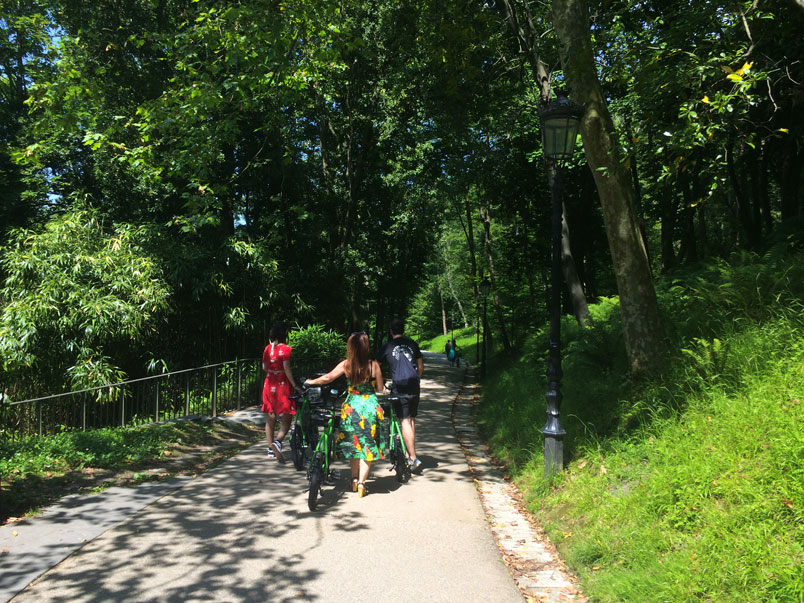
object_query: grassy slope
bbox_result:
[431,247,804,602]
[425,329,480,365]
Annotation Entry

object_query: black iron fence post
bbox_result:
[237,361,242,410]
[184,374,190,416]
[154,379,160,424]
[212,369,217,418]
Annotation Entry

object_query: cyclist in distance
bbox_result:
[305,331,385,498]
[378,318,424,473]
[262,322,302,462]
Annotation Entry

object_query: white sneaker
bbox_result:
[271,440,285,463]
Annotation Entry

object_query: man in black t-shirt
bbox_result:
[378,318,424,472]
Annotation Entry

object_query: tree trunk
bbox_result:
[441,241,469,326]
[441,289,448,336]
[726,136,758,249]
[780,135,801,222]
[544,161,593,327]
[697,203,709,258]
[552,0,665,374]
[496,0,552,103]
[657,152,677,271]
[497,0,593,327]
[575,165,599,299]
[374,293,386,352]
[679,207,697,265]
[679,170,697,264]
[626,124,652,271]
[561,199,593,326]
[758,141,772,234]
[453,193,480,303]
[748,145,764,243]
[520,218,538,318]
[479,198,512,351]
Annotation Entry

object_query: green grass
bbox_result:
[476,248,804,602]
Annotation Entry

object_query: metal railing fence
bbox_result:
[0,358,262,442]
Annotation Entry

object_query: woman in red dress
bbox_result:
[262,322,301,462]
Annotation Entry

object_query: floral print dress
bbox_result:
[337,380,386,461]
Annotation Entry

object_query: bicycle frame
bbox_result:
[289,387,320,471]
[306,389,345,511]
[383,391,412,483]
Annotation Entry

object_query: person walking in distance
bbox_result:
[378,318,424,473]
[451,340,461,368]
[262,322,302,462]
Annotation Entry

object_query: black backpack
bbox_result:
[390,342,419,387]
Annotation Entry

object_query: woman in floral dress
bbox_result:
[305,331,384,497]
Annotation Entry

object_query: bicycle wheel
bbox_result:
[393,434,408,483]
[308,452,323,511]
[290,425,304,471]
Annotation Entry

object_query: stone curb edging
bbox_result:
[451,368,587,603]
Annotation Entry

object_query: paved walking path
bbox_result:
[0,352,583,602]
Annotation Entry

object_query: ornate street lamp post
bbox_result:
[480,277,490,379]
[539,92,584,478]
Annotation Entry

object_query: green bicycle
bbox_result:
[383,390,412,484]
[306,387,345,511]
[288,382,322,471]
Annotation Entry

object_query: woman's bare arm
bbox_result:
[306,360,346,385]
[372,360,384,393]
[282,360,301,391]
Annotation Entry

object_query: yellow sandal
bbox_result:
[351,478,359,492]
[357,482,368,498]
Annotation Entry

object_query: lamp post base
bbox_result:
[544,434,563,478]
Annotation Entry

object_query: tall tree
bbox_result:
[551,0,665,373]
[0,0,52,239]
[493,0,593,327]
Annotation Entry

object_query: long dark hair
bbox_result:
[344,332,370,383]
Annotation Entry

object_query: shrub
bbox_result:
[288,324,345,377]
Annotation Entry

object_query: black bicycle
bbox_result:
[306,387,345,511]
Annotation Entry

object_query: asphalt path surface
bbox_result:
[2,352,524,602]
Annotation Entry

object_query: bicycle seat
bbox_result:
[311,408,341,428]
[389,392,416,401]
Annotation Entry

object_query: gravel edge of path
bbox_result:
[451,367,588,603]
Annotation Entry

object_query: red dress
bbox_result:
[261,343,296,415]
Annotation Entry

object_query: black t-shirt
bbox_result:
[378,336,422,392]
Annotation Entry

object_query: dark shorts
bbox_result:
[391,388,420,419]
